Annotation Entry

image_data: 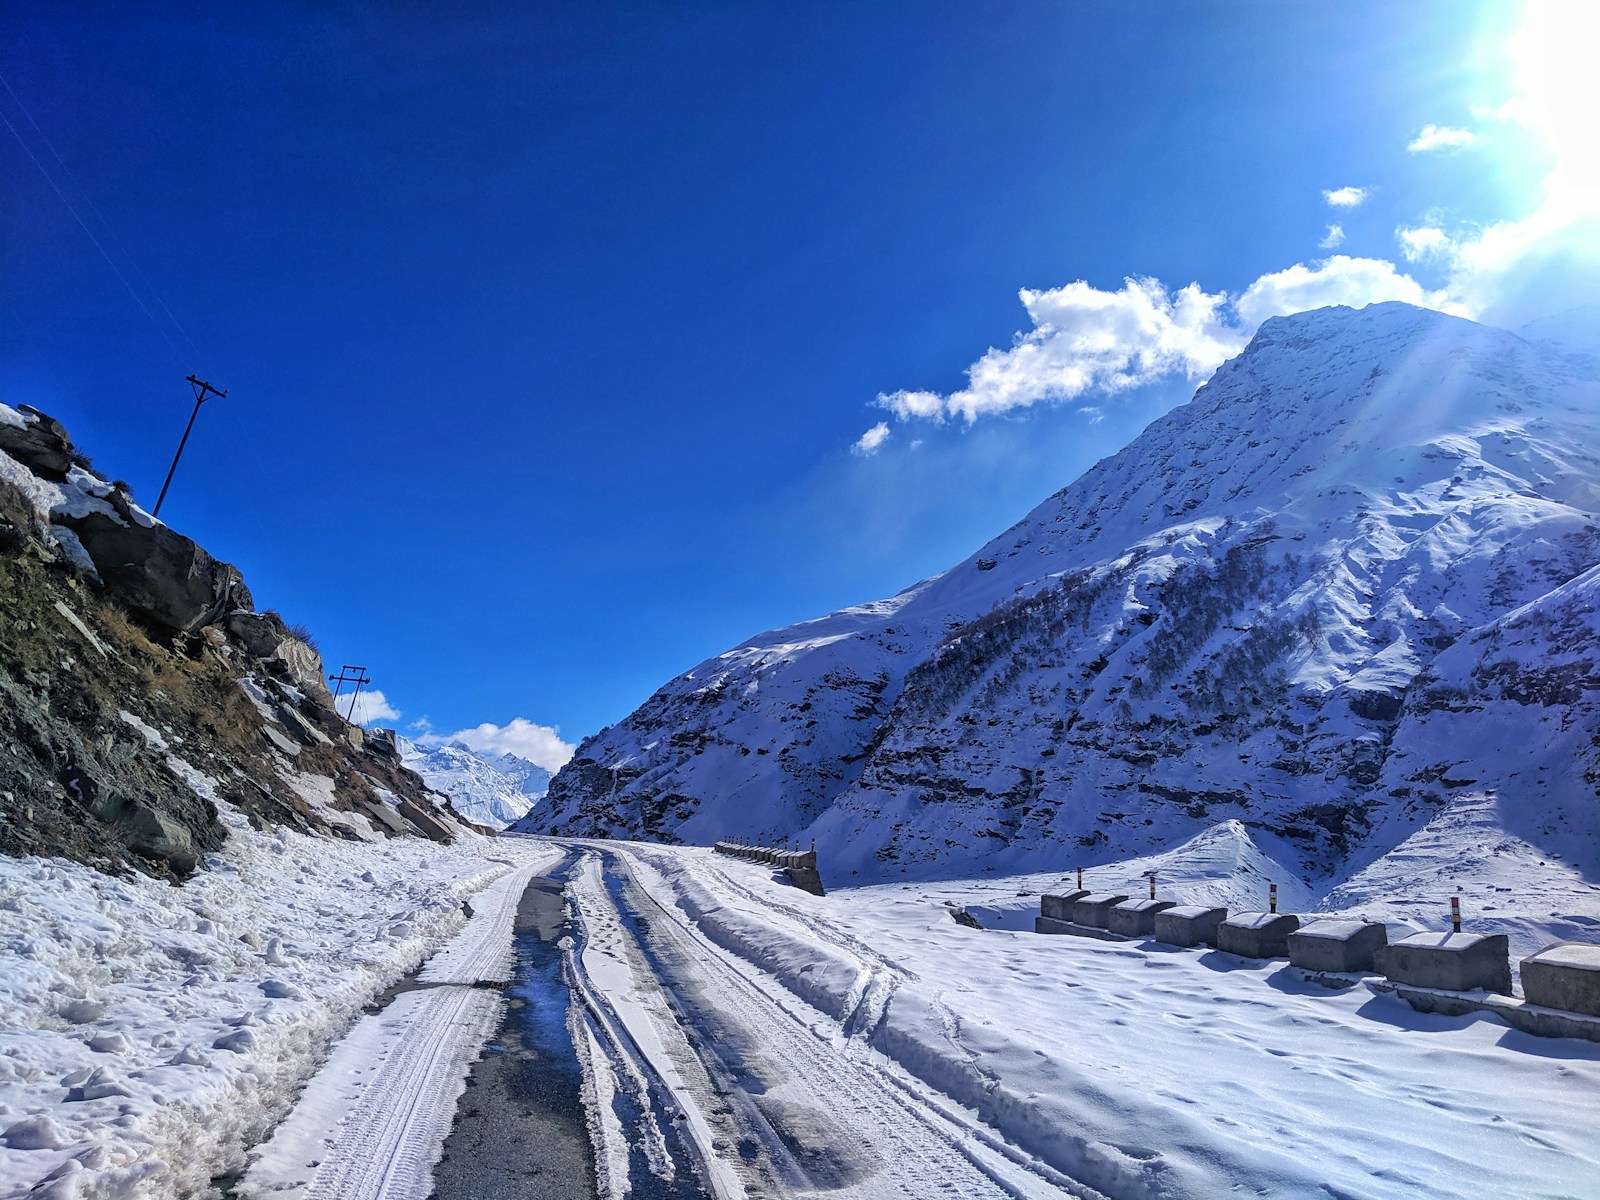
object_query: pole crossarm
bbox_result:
[329,665,372,725]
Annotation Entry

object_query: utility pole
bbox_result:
[328,665,371,724]
[152,374,227,518]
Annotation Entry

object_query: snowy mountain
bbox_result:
[399,737,549,829]
[522,302,1600,902]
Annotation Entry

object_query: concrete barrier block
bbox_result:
[1040,890,1091,920]
[1217,912,1301,959]
[1288,920,1388,973]
[1519,941,1600,1016]
[1032,915,1125,942]
[782,866,825,897]
[1154,905,1228,948]
[1376,931,1511,995]
[1071,894,1130,928]
[1106,899,1176,937]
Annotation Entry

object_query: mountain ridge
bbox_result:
[520,303,1600,911]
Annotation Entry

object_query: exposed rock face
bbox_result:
[523,304,1600,892]
[0,406,75,480]
[59,511,248,635]
[0,402,471,879]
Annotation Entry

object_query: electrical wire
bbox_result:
[0,68,200,367]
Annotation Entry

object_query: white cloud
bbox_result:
[852,422,891,456]
[423,718,576,773]
[1233,255,1450,329]
[1408,124,1478,153]
[858,3,1599,450]
[346,688,401,726]
[876,278,1243,426]
[875,390,943,421]
[865,258,1445,433]
[1323,186,1369,208]
[1077,406,1105,425]
[1396,225,1452,261]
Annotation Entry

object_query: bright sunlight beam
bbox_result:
[1510,0,1600,219]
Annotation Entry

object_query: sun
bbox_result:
[1509,0,1600,218]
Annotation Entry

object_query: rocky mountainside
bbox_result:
[522,303,1600,897]
[398,737,548,829]
[0,402,479,879]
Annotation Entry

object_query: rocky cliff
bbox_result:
[522,303,1600,893]
[0,402,477,880]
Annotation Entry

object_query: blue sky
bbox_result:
[3,1,1590,767]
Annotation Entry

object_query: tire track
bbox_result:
[576,845,1097,1199]
[239,857,554,1200]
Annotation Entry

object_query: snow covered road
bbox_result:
[238,849,562,1199]
[565,844,1091,1199]
[551,840,1600,1200]
[90,832,1591,1200]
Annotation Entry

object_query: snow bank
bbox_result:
[625,843,1600,1199]
[0,795,525,1198]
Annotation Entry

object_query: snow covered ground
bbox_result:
[0,793,552,1198]
[554,838,1600,1200]
[238,851,561,1199]
[5,828,1596,1199]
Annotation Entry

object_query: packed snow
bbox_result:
[556,838,1600,1200]
[238,852,560,1199]
[0,771,549,1198]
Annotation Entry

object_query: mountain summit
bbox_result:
[521,303,1599,900]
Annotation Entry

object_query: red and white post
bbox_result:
[1269,882,1278,914]
[1451,895,1461,933]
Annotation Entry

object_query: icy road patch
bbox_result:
[237,856,558,1199]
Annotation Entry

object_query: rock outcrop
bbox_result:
[0,402,474,879]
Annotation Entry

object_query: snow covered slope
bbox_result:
[399,738,549,829]
[524,303,1600,912]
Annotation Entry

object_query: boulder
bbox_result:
[226,610,285,658]
[62,511,247,635]
[0,407,75,480]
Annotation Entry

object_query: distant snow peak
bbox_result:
[398,736,549,830]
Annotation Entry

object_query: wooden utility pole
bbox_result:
[152,374,227,518]
[329,665,372,724]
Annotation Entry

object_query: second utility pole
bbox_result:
[152,373,227,518]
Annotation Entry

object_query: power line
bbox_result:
[0,70,204,365]
[0,70,194,365]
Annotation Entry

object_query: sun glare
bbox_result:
[1510,0,1600,217]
